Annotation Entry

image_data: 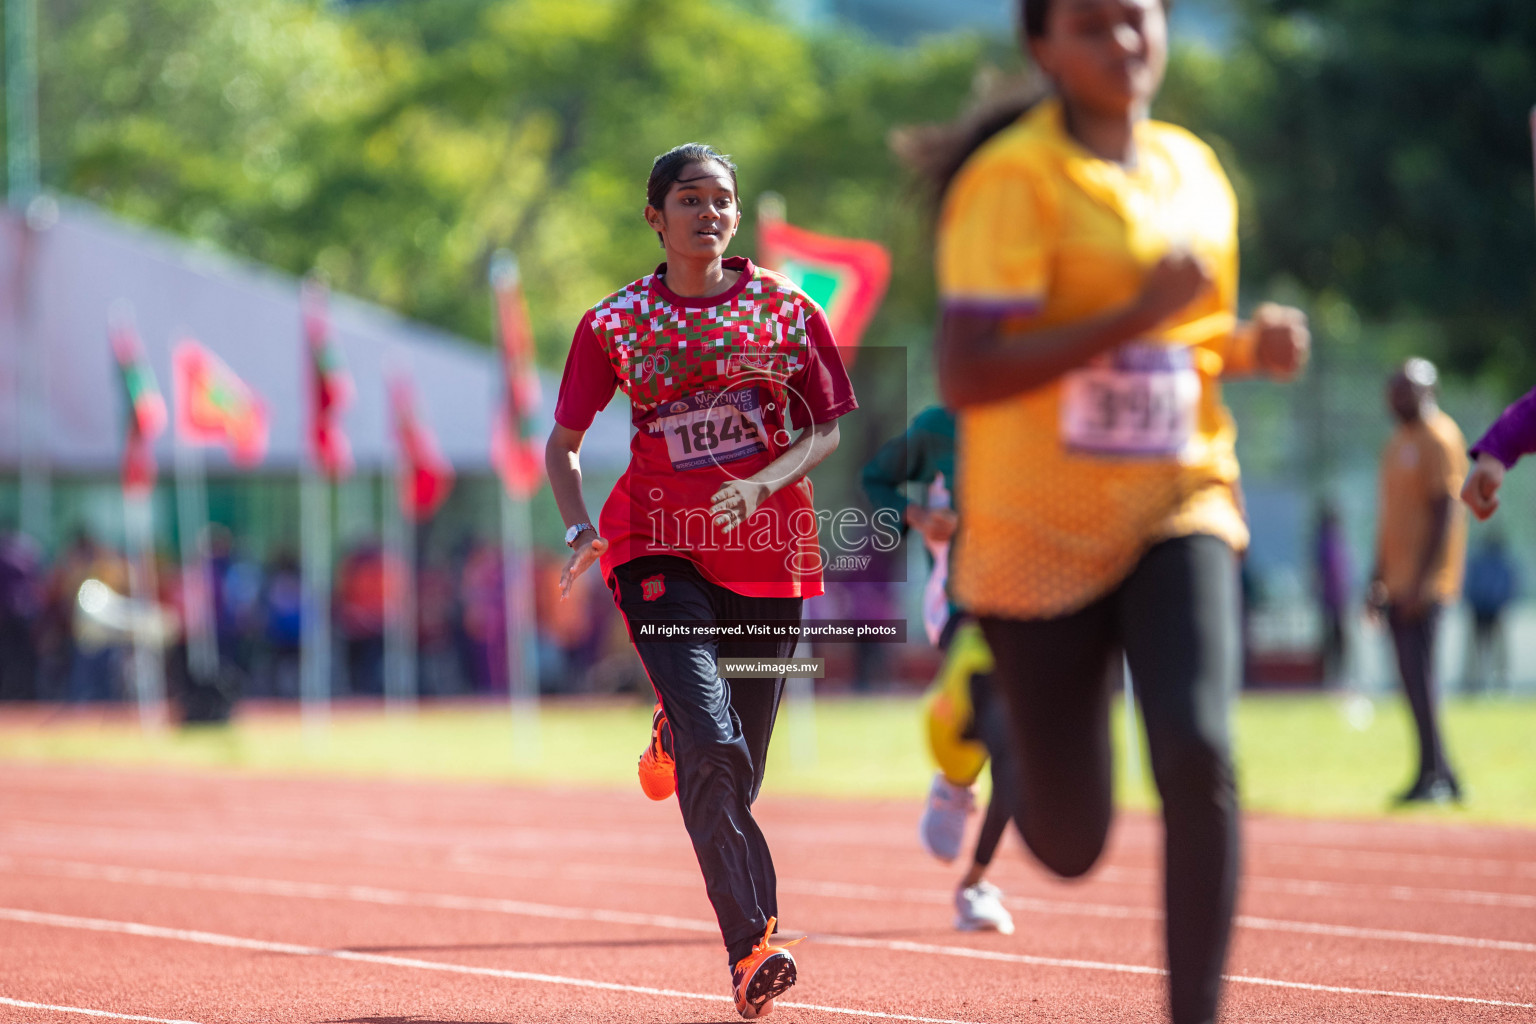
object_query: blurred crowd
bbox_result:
[0,527,647,704]
[1308,505,1520,695]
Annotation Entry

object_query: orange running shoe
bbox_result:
[637,702,676,801]
[731,917,803,1019]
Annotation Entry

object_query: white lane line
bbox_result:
[1254,844,1536,880]
[4,763,1531,855]
[811,934,1166,976]
[1232,915,1536,954]
[814,936,1536,1008]
[1096,864,1536,910]
[1243,873,1536,911]
[11,818,1536,906]
[0,996,202,1024]
[0,908,981,1024]
[2,858,718,935]
[10,861,1536,1007]
[14,857,1536,958]
[4,906,1531,1013]
[1223,973,1536,1008]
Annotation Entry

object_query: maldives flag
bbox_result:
[172,340,269,466]
[489,255,543,500]
[110,319,167,495]
[302,277,354,478]
[757,205,891,356]
[389,376,455,522]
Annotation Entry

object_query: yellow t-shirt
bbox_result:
[937,99,1253,620]
[1376,409,1468,604]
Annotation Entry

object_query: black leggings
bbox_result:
[981,535,1240,1024]
[967,671,1015,869]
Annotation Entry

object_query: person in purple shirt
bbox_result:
[1462,386,1536,520]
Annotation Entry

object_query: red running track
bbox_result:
[0,764,1532,1023]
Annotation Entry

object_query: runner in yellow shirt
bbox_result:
[919,2,1310,1022]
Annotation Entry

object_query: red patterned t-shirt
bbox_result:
[554,257,857,598]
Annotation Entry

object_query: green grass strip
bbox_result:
[1,694,1532,824]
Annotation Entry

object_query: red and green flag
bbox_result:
[757,204,891,357]
[110,318,167,495]
[489,254,543,500]
[172,339,270,467]
[389,375,455,522]
[302,277,354,479]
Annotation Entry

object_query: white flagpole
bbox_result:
[173,438,217,684]
[501,484,540,757]
[299,468,332,736]
[787,595,820,769]
[382,440,417,712]
[490,251,541,757]
[122,487,165,731]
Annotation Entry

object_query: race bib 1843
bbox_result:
[655,390,770,471]
[1060,344,1200,458]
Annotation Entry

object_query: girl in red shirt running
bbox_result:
[545,143,857,1019]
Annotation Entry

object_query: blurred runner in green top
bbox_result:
[862,406,1017,937]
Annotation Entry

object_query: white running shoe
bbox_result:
[954,880,1015,935]
[919,771,975,863]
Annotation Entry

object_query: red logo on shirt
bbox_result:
[641,574,666,602]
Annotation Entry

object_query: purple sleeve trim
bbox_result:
[941,296,1044,317]
[1470,386,1536,469]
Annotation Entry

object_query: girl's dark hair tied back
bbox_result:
[890,70,1050,205]
[646,143,738,211]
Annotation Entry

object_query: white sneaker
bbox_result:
[954,881,1015,935]
[919,771,975,863]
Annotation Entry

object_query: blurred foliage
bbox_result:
[15,0,1005,368]
[1162,0,1536,394]
[2,0,1532,394]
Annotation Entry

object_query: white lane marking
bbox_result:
[1223,973,1536,1008]
[0,996,202,1023]
[13,814,1536,920]
[12,810,1536,902]
[1244,873,1536,911]
[13,857,1536,958]
[2,858,718,935]
[4,906,1531,1013]
[815,936,1536,1008]
[5,759,1533,854]
[811,934,1166,975]
[0,908,982,1024]
[1232,914,1536,954]
[1254,844,1536,880]
[1096,864,1536,910]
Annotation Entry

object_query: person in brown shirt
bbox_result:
[1369,358,1467,804]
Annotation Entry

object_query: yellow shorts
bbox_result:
[922,621,993,787]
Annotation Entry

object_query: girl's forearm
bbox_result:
[938,302,1160,408]
[544,427,597,530]
[747,421,841,498]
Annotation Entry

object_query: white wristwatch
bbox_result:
[564,523,595,547]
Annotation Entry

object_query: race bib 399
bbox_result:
[1060,344,1200,458]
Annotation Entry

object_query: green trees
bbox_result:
[1177,0,1536,389]
[8,0,1532,391]
[26,0,993,362]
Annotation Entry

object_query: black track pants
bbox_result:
[1387,603,1457,787]
[611,556,799,965]
[980,534,1241,1024]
